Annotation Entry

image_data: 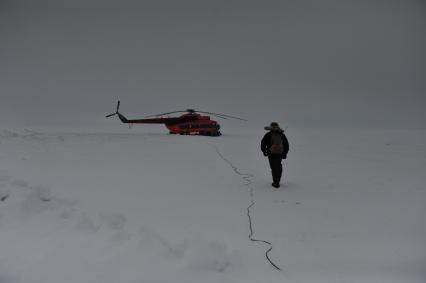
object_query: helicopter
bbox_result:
[106,101,246,136]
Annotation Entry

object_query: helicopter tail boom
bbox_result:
[106,101,197,124]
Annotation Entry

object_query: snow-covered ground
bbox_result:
[0,127,425,283]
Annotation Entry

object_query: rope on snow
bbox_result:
[213,146,281,271]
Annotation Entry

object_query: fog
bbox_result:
[1,0,425,129]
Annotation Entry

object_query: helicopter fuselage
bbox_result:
[165,113,221,136]
[106,101,242,136]
[117,112,221,136]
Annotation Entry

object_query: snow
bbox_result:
[0,127,425,283]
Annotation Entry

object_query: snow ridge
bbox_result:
[213,146,281,271]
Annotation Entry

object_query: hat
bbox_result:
[264,122,282,131]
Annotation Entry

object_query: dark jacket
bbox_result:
[261,131,289,158]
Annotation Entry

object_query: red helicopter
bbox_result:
[106,101,246,136]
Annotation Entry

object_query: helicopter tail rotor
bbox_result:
[106,101,129,123]
[106,101,121,118]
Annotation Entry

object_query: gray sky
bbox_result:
[1,0,425,129]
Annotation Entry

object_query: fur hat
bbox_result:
[264,122,282,132]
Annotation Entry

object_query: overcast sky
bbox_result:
[1,0,425,129]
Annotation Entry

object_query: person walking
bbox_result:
[261,122,289,188]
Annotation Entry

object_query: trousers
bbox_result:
[268,154,283,184]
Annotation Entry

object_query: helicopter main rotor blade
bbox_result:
[203,113,229,120]
[106,113,116,118]
[116,101,120,112]
[144,110,186,118]
[142,108,247,121]
[197,111,247,121]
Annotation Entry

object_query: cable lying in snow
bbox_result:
[213,146,281,271]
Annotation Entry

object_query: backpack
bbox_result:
[270,132,284,154]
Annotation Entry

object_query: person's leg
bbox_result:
[275,157,283,184]
[268,155,282,185]
[273,156,282,184]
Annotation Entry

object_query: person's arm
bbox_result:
[261,133,268,156]
[282,133,289,159]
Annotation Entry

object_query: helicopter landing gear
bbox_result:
[199,131,221,136]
